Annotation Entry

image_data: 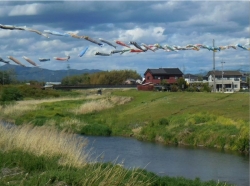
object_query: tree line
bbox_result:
[61,69,142,85]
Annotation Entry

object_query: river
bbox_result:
[84,136,249,186]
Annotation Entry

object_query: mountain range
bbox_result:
[0,64,103,82]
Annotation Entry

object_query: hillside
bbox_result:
[0,64,102,82]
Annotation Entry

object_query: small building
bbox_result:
[44,82,61,89]
[184,73,203,84]
[135,79,143,84]
[205,71,242,92]
[144,68,183,84]
[124,78,136,84]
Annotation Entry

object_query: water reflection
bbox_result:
[84,136,249,186]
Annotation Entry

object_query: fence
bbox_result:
[53,84,137,90]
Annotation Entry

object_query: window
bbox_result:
[234,84,237,88]
[153,76,161,79]
[147,76,150,80]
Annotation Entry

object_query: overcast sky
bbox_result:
[0,1,249,76]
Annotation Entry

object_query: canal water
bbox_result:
[84,136,249,186]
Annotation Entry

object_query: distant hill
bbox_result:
[0,64,103,82]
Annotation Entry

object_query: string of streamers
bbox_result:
[0,24,249,67]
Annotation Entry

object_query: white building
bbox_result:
[44,82,61,89]
[184,73,203,84]
[205,71,242,92]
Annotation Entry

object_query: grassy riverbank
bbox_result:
[0,123,232,185]
[1,89,248,153]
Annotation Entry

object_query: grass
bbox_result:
[0,123,89,167]
[0,96,86,122]
[72,96,132,114]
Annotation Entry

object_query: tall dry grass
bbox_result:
[0,97,84,118]
[109,96,133,105]
[0,103,39,118]
[0,123,89,167]
[44,118,88,131]
[73,96,132,114]
[0,122,153,185]
[73,99,113,114]
[79,163,152,186]
[0,94,108,118]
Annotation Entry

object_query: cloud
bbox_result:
[8,3,42,16]
[0,29,14,38]
[151,1,182,11]
[116,26,166,44]
[17,38,34,45]
[29,39,72,52]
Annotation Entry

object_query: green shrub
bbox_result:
[203,83,212,92]
[148,130,156,141]
[18,85,60,98]
[170,85,178,92]
[80,124,112,136]
[158,118,169,125]
[236,137,249,152]
[0,86,23,102]
[186,86,195,92]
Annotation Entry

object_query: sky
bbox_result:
[0,0,249,76]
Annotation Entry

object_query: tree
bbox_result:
[0,70,15,85]
[160,79,169,86]
[198,75,203,81]
[247,75,250,87]
[61,70,141,85]
[61,76,70,85]
[177,77,187,90]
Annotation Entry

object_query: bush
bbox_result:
[158,118,169,125]
[236,137,249,152]
[203,83,212,92]
[18,85,60,98]
[80,124,112,136]
[170,85,178,92]
[0,86,23,102]
[186,86,195,92]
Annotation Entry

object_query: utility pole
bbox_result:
[67,63,70,77]
[2,71,4,85]
[199,69,203,81]
[221,61,225,92]
[213,39,216,92]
